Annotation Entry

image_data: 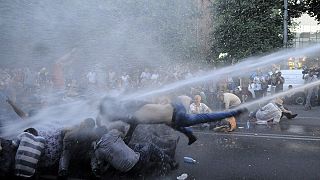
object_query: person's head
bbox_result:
[107,121,128,138]
[99,96,121,121]
[24,128,38,136]
[80,118,95,129]
[277,71,282,76]
[273,98,283,106]
[288,85,293,89]
[194,95,202,105]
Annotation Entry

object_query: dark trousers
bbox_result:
[171,102,240,144]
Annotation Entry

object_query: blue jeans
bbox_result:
[172,102,240,128]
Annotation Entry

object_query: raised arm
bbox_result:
[6,98,28,119]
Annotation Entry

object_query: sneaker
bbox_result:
[188,134,197,145]
[213,125,230,132]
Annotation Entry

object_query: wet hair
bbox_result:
[81,118,96,129]
[24,128,38,136]
[194,95,201,100]
[99,96,120,119]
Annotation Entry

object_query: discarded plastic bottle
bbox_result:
[246,120,250,129]
[184,157,196,164]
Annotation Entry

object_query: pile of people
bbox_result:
[0,94,247,179]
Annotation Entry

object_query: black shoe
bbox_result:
[291,114,298,119]
[188,134,197,145]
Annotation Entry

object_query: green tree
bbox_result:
[209,0,296,65]
[289,0,320,22]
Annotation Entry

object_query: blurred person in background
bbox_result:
[303,70,318,111]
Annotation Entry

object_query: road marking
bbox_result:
[194,131,320,141]
[296,116,320,120]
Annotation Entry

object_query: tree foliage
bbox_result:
[288,0,320,22]
[305,0,320,22]
[209,0,292,64]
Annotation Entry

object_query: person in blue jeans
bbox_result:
[98,95,246,145]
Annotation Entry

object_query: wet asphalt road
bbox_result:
[166,105,320,180]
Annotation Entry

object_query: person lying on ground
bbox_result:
[90,126,178,178]
[12,128,45,179]
[252,98,297,124]
[98,95,247,145]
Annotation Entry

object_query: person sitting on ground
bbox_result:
[254,98,297,124]
[214,92,242,131]
[190,95,211,114]
[58,118,97,179]
[12,128,45,179]
[98,95,247,146]
[91,125,178,178]
[190,95,211,129]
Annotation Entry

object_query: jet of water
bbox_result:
[122,44,320,101]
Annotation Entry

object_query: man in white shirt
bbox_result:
[190,95,211,129]
[190,95,211,114]
[218,92,241,110]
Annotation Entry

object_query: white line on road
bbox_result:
[296,116,320,119]
[194,131,320,141]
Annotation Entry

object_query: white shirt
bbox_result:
[223,93,241,109]
[190,103,211,114]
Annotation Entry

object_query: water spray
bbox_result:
[1,45,320,138]
[121,44,320,101]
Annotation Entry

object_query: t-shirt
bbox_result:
[223,93,241,109]
[13,132,45,177]
[189,103,211,114]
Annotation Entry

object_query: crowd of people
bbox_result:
[1,59,320,179]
